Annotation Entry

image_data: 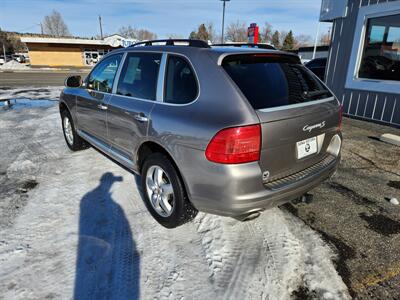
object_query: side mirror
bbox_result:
[65,75,82,88]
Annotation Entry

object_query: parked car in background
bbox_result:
[60,39,342,228]
[12,54,26,63]
[305,57,327,81]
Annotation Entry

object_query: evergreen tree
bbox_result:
[271,30,280,49]
[188,24,209,41]
[282,30,295,50]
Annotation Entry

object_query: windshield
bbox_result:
[222,54,332,110]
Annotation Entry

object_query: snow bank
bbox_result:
[0,60,30,70]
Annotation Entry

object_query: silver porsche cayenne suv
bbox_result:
[60,39,342,228]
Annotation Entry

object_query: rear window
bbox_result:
[222,54,332,110]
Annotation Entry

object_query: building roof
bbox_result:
[21,37,110,46]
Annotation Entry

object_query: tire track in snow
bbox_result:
[1,105,350,299]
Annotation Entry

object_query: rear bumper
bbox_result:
[179,146,340,217]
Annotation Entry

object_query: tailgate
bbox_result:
[221,53,341,181]
[256,98,340,182]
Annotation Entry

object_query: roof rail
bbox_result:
[130,39,210,48]
[212,43,275,50]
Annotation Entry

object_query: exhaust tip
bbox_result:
[234,210,263,222]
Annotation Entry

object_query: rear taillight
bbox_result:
[205,125,261,164]
[339,106,343,130]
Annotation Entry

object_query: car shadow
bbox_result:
[74,172,140,300]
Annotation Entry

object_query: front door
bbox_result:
[107,52,163,164]
[76,53,123,144]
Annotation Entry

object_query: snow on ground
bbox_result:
[0,93,350,299]
[0,61,30,71]
[0,86,63,101]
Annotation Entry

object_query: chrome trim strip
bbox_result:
[109,146,135,167]
[156,53,167,102]
[77,130,134,167]
[257,97,335,113]
[78,129,110,153]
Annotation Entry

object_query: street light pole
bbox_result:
[3,43,6,63]
[220,0,230,44]
[312,21,321,60]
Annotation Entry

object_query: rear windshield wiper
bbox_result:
[302,89,331,99]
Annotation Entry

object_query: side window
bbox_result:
[164,55,198,104]
[87,54,123,93]
[117,52,162,100]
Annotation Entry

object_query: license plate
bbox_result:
[296,137,318,159]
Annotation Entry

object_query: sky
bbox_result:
[0,0,332,40]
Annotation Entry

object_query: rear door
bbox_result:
[107,52,162,164]
[222,54,341,181]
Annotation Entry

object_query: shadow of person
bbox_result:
[74,172,140,300]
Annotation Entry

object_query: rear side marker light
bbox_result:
[205,125,261,164]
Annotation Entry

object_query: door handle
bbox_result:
[98,104,108,110]
[134,113,149,122]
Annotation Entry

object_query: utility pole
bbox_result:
[3,43,6,63]
[98,15,104,39]
[37,23,44,34]
[220,0,230,44]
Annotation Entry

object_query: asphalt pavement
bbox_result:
[284,118,400,299]
[0,70,89,87]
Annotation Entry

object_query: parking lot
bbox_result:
[0,77,399,299]
[287,118,400,299]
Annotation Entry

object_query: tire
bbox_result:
[61,110,89,151]
[141,153,198,228]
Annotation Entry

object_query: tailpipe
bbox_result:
[234,209,264,222]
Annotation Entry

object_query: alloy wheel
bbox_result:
[145,165,175,217]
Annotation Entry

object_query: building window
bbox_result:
[358,14,400,82]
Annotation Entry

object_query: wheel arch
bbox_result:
[136,141,192,199]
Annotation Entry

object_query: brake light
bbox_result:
[339,106,343,130]
[205,125,261,164]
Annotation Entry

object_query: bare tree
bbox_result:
[319,31,331,45]
[118,25,137,39]
[118,25,157,41]
[295,34,313,48]
[225,20,247,42]
[206,22,219,43]
[0,29,26,53]
[259,22,273,43]
[166,33,184,39]
[136,29,157,41]
[42,10,70,37]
